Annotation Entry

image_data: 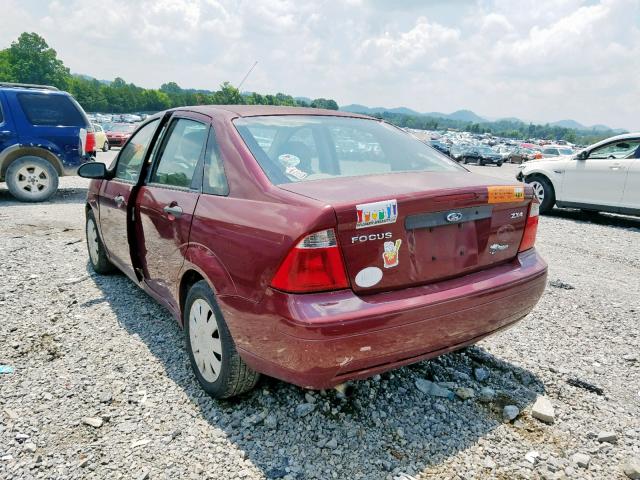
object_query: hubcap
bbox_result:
[86,218,100,265]
[16,165,49,195]
[189,299,222,382]
[530,181,545,203]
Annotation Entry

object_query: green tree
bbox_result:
[4,32,70,88]
[311,98,339,110]
[213,82,244,104]
[0,50,14,82]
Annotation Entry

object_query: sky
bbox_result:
[1,0,638,130]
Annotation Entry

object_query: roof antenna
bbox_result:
[237,61,258,91]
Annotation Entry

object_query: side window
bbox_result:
[17,93,85,126]
[114,120,159,181]
[151,118,208,189]
[203,129,228,196]
[0,99,4,124]
[590,140,640,159]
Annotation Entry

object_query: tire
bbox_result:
[497,162,503,167]
[479,160,485,166]
[184,280,259,399]
[462,156,468,164]
[5,156,59,202]
[526,175,555,214]
[102,141,110,152]
[86,209,117,274]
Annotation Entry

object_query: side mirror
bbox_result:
[78,162,108,179]
[576,151,588,160]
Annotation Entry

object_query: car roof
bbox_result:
[174,104,375,120]
[0,82,65,94]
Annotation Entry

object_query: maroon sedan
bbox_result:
[78,106,547,399]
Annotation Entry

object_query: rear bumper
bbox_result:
[108,138,127,147]
[62,154,94,176]
[226,249,547,389]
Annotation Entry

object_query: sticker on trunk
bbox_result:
[356,199,398,229]
[382,239,402,268]
[487,186,525,203]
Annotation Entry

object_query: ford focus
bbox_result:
[79,106,547,398]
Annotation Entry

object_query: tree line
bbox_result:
[0,32,338,113]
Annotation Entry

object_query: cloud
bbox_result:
[0,0,637,129]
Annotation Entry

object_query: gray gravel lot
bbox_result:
[1,157,639,480]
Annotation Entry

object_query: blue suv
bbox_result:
[0,83,94,201]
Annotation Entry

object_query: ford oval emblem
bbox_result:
[446,212,463,222]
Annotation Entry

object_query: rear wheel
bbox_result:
[6,156,59,202]
[497,162,503,167]
[479,159,485,166]
[184,280,259,399]
[102,141,109,152]
[527,175,555,214]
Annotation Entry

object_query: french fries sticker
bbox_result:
[487,186,525,203]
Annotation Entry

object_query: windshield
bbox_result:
[234,115,463,184]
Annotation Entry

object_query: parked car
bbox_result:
[459,145,503,166]
[429,139,450,156]
[506,147,534,164]
[0,82,94,201]
[105,123,136,148]
[93,123,110,152]
[79,105,547,398]
[517,132,640,215]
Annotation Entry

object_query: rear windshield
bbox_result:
[234,115,462,184]
[17,93,86,127]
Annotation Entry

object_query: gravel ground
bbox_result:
[1,164,639,480]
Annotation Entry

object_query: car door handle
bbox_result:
[163,205,183,218]
[609,164,621,170]
[114,195,125,207]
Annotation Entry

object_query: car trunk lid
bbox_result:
[279,171,532,293]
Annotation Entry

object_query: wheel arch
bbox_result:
[524,171,557,193]
[0,145,65,179]
[178,247,237,325]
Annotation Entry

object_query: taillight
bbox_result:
[519,200,539,252]
[271,229,349,293]
[86,131,96,154]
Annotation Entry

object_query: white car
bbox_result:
[516,133,640,215]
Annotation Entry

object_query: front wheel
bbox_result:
[6,156,59,202]
[86,210,117,274]
[527,176,555,214]
[497,162,503,167]
[184,280,259,399]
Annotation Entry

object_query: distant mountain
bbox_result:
[73,73,110,85]
[339,104,422,116]
[550,119,585,130]
[443,109,485,123]
[340,103,624,133]
[340,105,485,123]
